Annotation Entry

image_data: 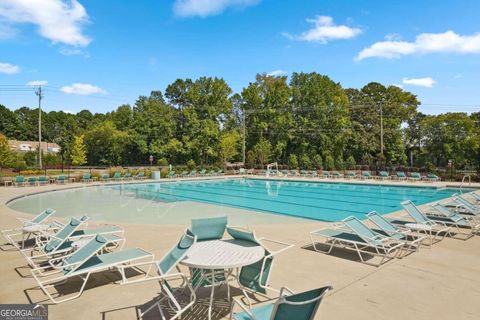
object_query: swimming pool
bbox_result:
[7,178,463,224]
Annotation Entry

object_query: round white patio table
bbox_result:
[180,239,265,320]
[21,224,49,248]
[405,223,434,246]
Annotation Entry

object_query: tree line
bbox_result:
[0,72,479,171]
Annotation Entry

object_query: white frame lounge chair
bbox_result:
[453,196,480,216]
[31,235,154,304]
[310,216,406,266]
[1,208,57,249]
[427,203,480,240]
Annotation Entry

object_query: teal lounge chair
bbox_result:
[309,170,318,178]
[310,216,405,266]
[378,171,390,180]
[56,175,67,184]
[395,171,407,180]
[80,173,92,183]
[190,169,197,177]
[180,170,189,178]
[32,235,154,304]
[230,286,332,320]
[100,174,110,182]
[346,171,356,179]
[226,226,293,299]
[321,171,330,178]
[168,170,176,178]
[121,230,197,318]
[217,169,224,175]
[13,176,26,186]
[27,176,38,186]
[2,208,57,248]
[38,176,48,185]
[428,203,480,239]
[123,172,132,180]
[112,172,123,181]
[366,211,424,251]
[332,171,343,179]
[409,172,421,181]
[134,172,145,180]
[361,171,372,179]
[399,200,451,245]
[288,170,298,176]
[199,169,207,177]
[425,173,440,182]
[453,196,480,216]
[469,191,480,202]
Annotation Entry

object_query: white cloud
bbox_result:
[26,80,48,86]
[267,70,287,77]
[357,30,480,60]
[61,83,106,95]
[0,62,20,74]
[391,83,403,89]
[402,77,436,88]
[173,0,260,17]
[283,15,362,43]
[0,0,91,47]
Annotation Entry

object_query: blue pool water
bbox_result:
[114,178,461,222]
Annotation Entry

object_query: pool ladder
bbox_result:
[460,175,471,192]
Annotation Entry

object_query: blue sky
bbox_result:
[0,0,479,115]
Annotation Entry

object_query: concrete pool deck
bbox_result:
[1,177,479,319]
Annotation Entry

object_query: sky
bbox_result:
[0,0,479,115]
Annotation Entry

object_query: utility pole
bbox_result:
[380,103,384,156]
[242,110,246,165]
[35,86,43,169]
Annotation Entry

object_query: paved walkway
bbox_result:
[0,178,479,319]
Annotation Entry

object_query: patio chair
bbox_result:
[13,176,26,186]
[428,203,480,239]
[80,173,92,183]
[100,174,110,182]
[346,171,356,179]
[217,169,224,175]
[168,170,177,178]
[27,176,38,186]
[332,171,343,179]
[366,211,424,252]
[408,172,421,181]
[1,208,57,247]
[469,191,480,202]
[123,172,133,180]
[398,200,451,245]
[38,176,49,185]
[230,286,333,320]
[361,171,372,179]
[180,170,189,178]
[190,169,197,177]
[321,171,330,178]
[112,172,123,181]
[56,175,67,184]
[425,173,440,182]
[309,170,318,178]
[121,230,197,319]
[190,216,227,241]
[394,172,407,180]
[378,171,390,180]
[134,171,145,179]
[31,234,154,304]
[226,226,293,300]
[453,196,480,216]
[288,170,298,176]
[199,169,207,176]
[310,216,405,266]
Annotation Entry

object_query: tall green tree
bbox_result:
[70,135,87,166]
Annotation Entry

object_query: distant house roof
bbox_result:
[8,140,61,153]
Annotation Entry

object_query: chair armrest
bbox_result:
[258,237,294,256]
[279,286,295,297]
[230,298,255,320]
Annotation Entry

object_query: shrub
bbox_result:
[186,159,196,170]
[157,158,168,166]
[324,155,335,170]
[288,154,298,169]
[313,154,323,169]
[345,155,356,170]
[299,154,312,170]
[160,167,169,178]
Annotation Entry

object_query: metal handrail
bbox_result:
[460,175,471,191]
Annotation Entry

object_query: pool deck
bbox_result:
[1,176,480,319]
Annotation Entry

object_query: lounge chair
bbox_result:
[230,286,332,320]
[80,173,92,183]
[180,170,189,178]
[38,176,49,185]
[100,174,110,182]
[469,191,480,202]
[378,171,390,180]
[123,172,133,180]
[408,172,421,181]
[112,172,123,181]
[288,170,298,176]
[56,175,67,184]
[13,176,26,186]
[321,171,330,178]
[332,171,343,179]
[346,171,356,179]
[310,216,405,266]
[134,171,145,180]
[361,171,372,179]
[394,172,407,181]
[121,230,197,318]
[397,200,451,245]
[217,169,224,175]
[32,235,154,303]
[425,173,440,182]
[226,226,293,301]
[366,211,425,252]
[168,170,176,178]
[453,196,480,216]
[1,208,57,248]
[309,170,318,178]
[198,169,207,177]
[428,203,480,239]
[190,170,197,177]
[27,176,38,186]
